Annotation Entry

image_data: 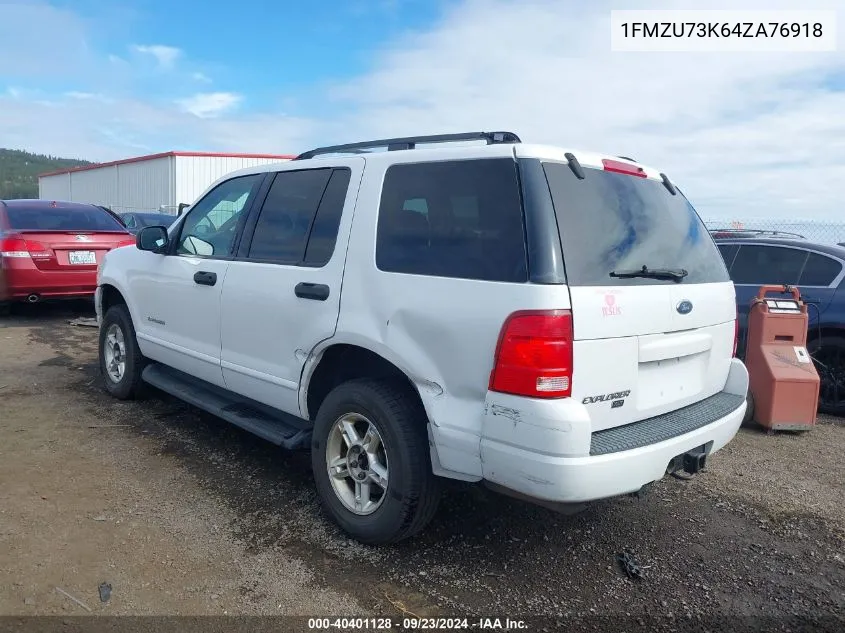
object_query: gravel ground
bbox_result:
[1,302,843,632]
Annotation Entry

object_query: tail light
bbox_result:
[732,308,739,357]
[115,238,136,248]
[0,236,52,259]
[489,310,573,399]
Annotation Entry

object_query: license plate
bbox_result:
[69,250,96,265]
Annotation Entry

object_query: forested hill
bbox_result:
[0,149,91,199]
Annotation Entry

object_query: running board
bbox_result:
[141,364,312,450]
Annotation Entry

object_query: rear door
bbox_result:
[219,160,362,415]
[541,160,736,432]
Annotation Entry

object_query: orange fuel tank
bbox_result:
[745,285,819,431]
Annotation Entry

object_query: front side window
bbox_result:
[799,252,842,286]
[375,159,527,282]
[176,174,262,257]
[730,245,808,285]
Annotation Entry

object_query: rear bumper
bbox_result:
[479,358,749,503]
[0,259,97,299]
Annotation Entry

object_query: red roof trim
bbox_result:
[38,151,295,178]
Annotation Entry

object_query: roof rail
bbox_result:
[708,228,806,239]
[294,131,522,160]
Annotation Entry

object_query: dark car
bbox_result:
[714,231,845,415]
[0,200,135,310]
[119,212,176,235]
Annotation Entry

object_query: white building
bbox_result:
[38,151,294,214]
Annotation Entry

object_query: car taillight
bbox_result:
[25,240,52,259]
[115,238,136,248]
[489,310,573,399]
[0,236,51,259]
[0,237,29,258]
[602,158,647,178]
[733,309,739,357]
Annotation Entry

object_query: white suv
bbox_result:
[95,132,749,544]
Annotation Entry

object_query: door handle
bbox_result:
[193,271,217,286]
[295,282,330,301]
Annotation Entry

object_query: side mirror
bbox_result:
[137,226,169,253]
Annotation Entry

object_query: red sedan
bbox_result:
[0,200,135,309]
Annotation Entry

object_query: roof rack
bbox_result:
[708,228,806,239]
[294,131,522,160]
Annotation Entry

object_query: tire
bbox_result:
[809,335,845,416]
[311,379,441,545]
[742,389,755,426]
[0,302,10,317]
[99,304,146,400]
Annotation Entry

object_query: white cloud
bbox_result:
[176,92,243,118]
[132,44,182,68]
[65,91,111,103]
[192,72,212,83]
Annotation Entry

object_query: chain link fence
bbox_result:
[703,218,845,246]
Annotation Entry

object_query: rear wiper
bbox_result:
[609,265,688,282]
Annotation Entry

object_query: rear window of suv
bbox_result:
[6,205,126,232]
[542,162,730,286]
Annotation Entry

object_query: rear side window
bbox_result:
[799,252,842,286]
[304,169,352,266]
[376,159,527,282]
[247,169,334,263]
[542,162,730,286]
[5,205,126,232]
[717,243,739,270]
[730,245,808,285]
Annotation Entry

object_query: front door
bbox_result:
[130,173,265,386]
[220,160,362,415]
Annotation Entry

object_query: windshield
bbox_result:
[542,161,730,286]
[7,205,127,232]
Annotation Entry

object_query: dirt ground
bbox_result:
[1,302,843,631]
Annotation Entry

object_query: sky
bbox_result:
[1,0,844,221]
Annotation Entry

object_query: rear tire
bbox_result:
[311,379,441,545]
[742,389,756,426]
[809,335,845,416]
[99,304,146,400]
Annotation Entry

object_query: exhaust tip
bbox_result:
[26,294,40,303]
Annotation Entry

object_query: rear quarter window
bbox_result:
[542,162,730,286]
[376,158,527,282]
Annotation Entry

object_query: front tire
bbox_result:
[99,304,146,400]
[311,379,441,545]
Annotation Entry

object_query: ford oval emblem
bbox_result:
[676,300,693,315]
